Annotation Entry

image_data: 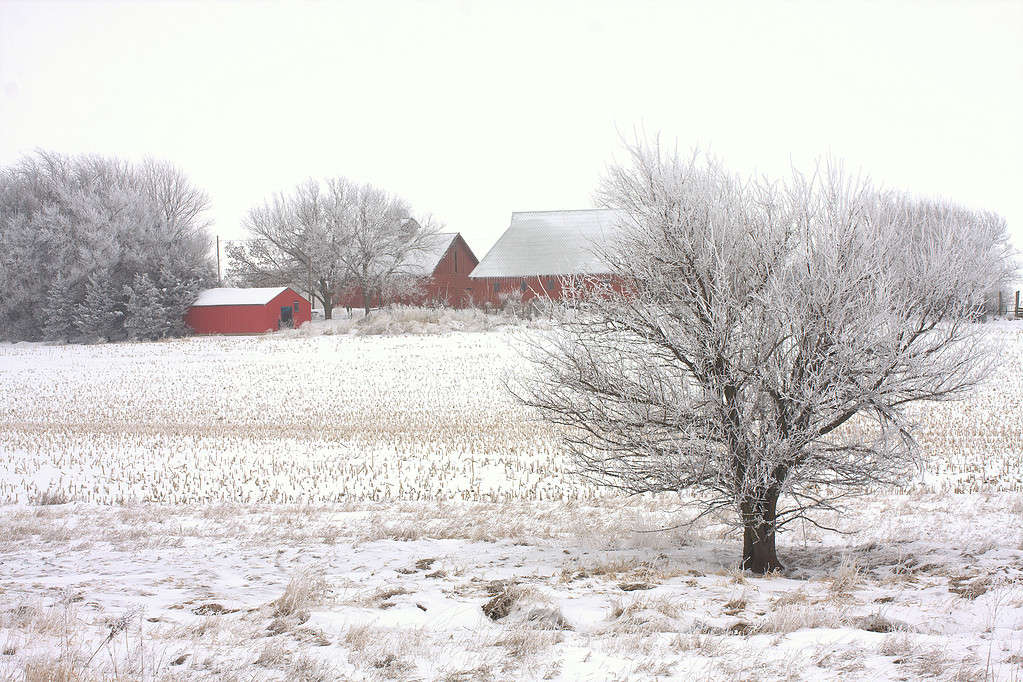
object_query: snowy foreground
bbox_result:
[2,322,1023,680]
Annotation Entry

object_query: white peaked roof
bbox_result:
[192,287,290,307]
[470,209,624,278]
[398,233,459,277]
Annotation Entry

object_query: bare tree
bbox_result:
[322,179,439,317]
[132,158,212,237]
[227,182,338,317]
[229,178,437,318]
[517,142,1015,573]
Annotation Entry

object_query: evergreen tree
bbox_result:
[40,275,80,342]
[73,274,124,342]
[123,273,163,341]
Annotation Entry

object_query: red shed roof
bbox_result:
[192,287,290,307]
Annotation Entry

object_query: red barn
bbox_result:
[185,287,311,334]
[337,232,482,310]
[469,209,624,305]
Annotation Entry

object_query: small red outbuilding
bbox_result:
[185,287,311,335]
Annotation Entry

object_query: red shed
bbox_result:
[185,287,311,335]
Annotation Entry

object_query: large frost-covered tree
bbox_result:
[519,142,1015,573]
[229,177,438,318]
[0,151,215,342]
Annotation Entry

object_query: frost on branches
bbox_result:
[0,151,214,342]
[228,178,440,319]
[518,142,1015,573]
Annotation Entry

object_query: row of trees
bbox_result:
[226,178,440,319]
[0,150,440,341]
[0,151,215,342]
[519,142,1016,573]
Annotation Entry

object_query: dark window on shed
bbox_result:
[547,278,557,291]
[520,279,527,292]
[493,281,500,293]
[454,250,458,273]
[293,301,300,312]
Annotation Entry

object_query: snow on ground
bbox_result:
[0,328,577,505]
[1,321,1023,680]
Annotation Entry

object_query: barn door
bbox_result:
[279,305,294,329]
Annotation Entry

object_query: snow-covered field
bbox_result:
[2,322,1023,680]
[0,328,577,506]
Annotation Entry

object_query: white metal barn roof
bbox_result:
[470,209,624,278]
[399,232,459,276]
[192,287,289,307]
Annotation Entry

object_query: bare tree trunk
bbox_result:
[362,289,372,318]
[322,291,333,320]
[741,491,783,574]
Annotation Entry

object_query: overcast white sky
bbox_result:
[1,0,1021,261]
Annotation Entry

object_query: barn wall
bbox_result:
[420,235,480,307]
[267,289,311,328]
[185,305,273,334]
[336,235,483,310]
[470,274,625,307]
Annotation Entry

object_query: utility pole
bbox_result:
[216,236,222,285]
[307,253,314,313]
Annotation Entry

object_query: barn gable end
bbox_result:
[337,232,482,309]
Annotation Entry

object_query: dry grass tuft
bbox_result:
[255,643,287,668]
[342,624,374,653]
[33,489,71,506]
[561,557,643,582]
[371,652,415,676]
[812,643,868,674]
[949,574,991,600]
[851,611,906,633]
[354,585,413,609]
[758,604,846,633]
[482,585,525,621]
[287,653,337,682]
[270,568,332,617]
[4,603,60,634]
[878,633,985,680]
[605,595,685,634]
[22,659,77,682]
[723,566,748,585]
[524,607,573,631]
[722,594,748,616]
[772,588,810,608]
[494,628,560,660]
[827,558,862,598]
[441,664,495,682]
[671,633,731,657]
